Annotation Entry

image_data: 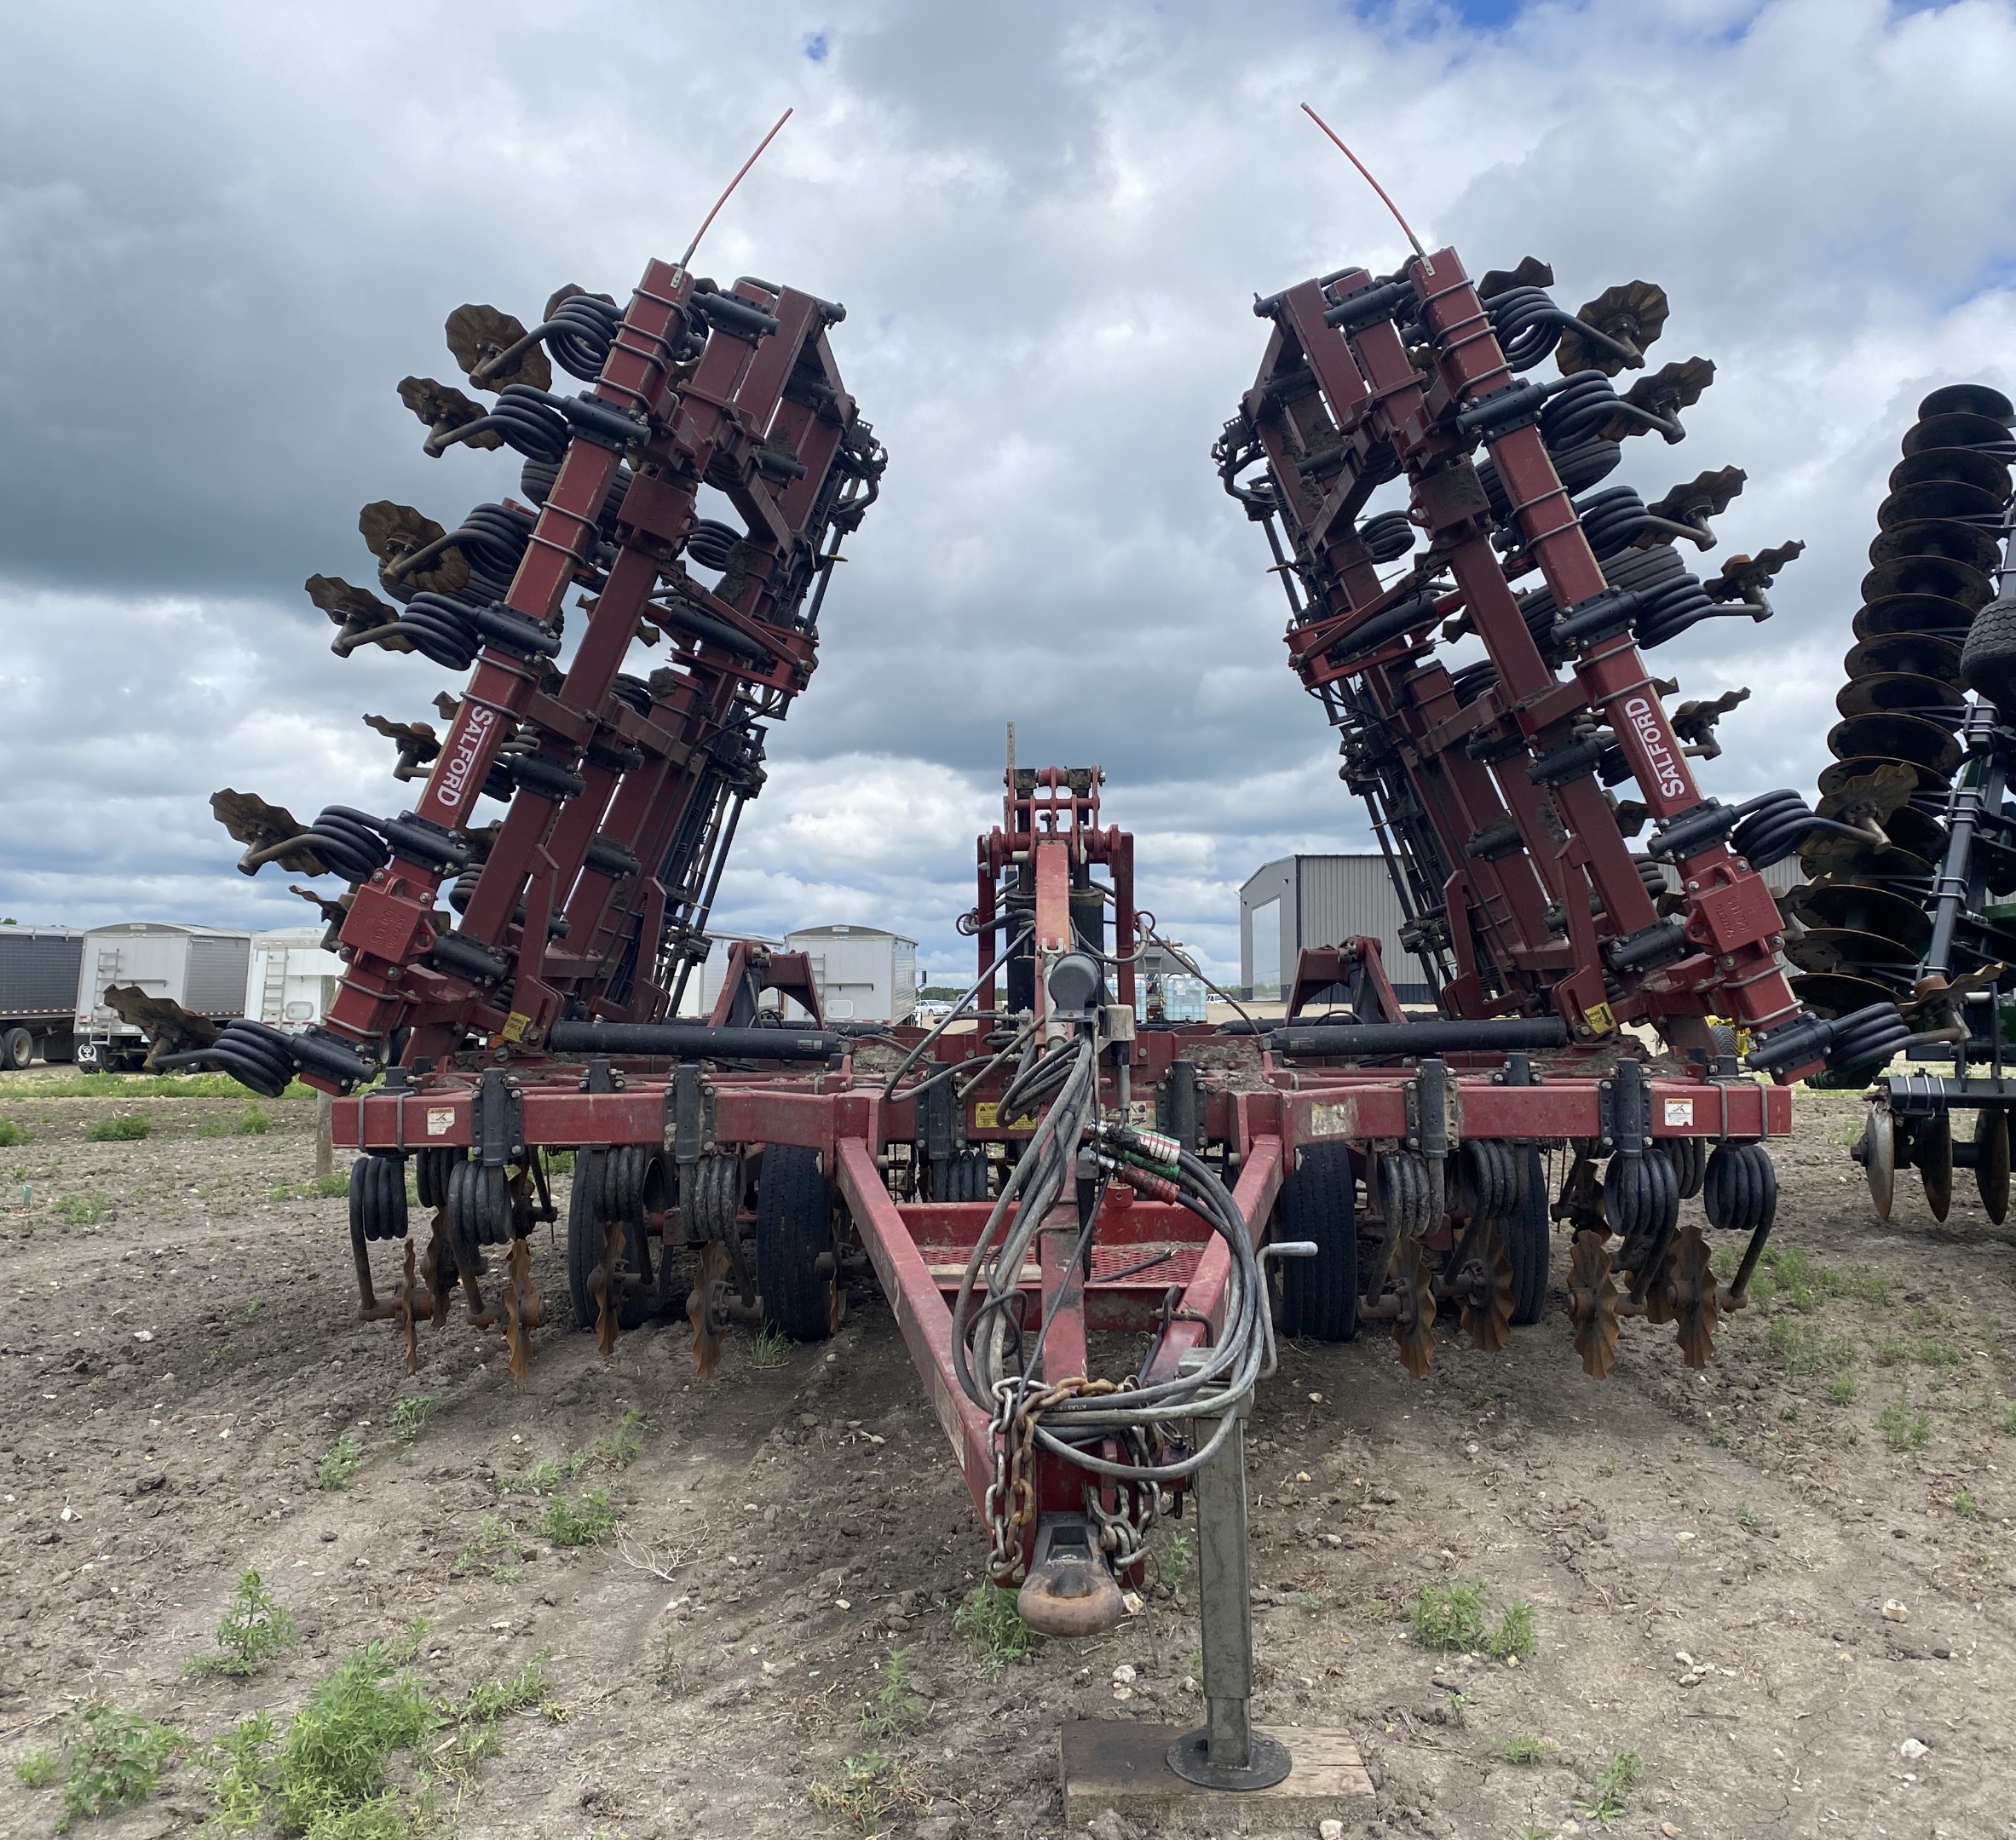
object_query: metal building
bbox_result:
[1240,853,1806,1008]
[1241,855,1433,1004]
[784,924,919,1022]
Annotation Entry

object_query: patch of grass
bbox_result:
[84,1113,151,1141]
[391,1396,439,1448]
[544,1149,574,1176]
[34,1071,310,1100]
[435,1653,556,1782]
[1880,1394,1931,1452]
[1596,1452,1618,1479]
[235,1103,273,1136]
[0,1117,32,1147]
[55,1193,112,1225]
[592,1408,646,1469]
[1705,1420,1731,1448]
[648,1628,682,1692]
[1829,1373,1858,1405]
[318,1434,363,1491]
[1765,1246,1824,1310]
[1410,1579,1490,1651]
[1736,1500,1762,1529]
[1766,1317,1857,1377]
[2000,1400,2016,1436]
[1157,1529,1194,1593]
[808,1750,929,1837]
[859,1649,927,1743]
[1915,1337,1963,1369]
[16,1700,184,1829]
[451,1516,522,1584]
[1495,1731,1552,1764]
[498,1450,590,1496]
[1579,1748,1645,1826]
[187,1569,299,1680]
[1951,1488,1979,1517]
[199,1711,273,1831]
[269,1172,351,1202]
[1875,1333,1909,1368]
[955,1584,1040,1673]
[268,1642,437,1836]
[1488,1600,1536,1662]
[748,1325,792,1368]
[541,1489,617,1547]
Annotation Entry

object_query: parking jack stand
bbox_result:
[1166,1392,1292,1790]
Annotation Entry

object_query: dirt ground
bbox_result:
[2,1076,2014,1840]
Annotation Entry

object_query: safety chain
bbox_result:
[982,1373,1135,1584]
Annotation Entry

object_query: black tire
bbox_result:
[1506,1147,1550,1326]
[1962,592,2016,722]
[1,1027,32,1070]
[566,1153,656,1332]
[1276,1142,1358,1343]
[755,1144,838,1342]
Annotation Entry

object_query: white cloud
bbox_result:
[3,0,2015,985]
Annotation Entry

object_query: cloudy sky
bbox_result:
[3,0,2014,984]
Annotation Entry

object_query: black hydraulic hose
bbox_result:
[1270,1018,1570,1055]
[547,1020,842,1061]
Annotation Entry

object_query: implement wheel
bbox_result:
[1277,1141,1358,1343]
[1506,1147,1550,1326]
[755,1144,839,1342]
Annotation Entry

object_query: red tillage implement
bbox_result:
[1212,242,1910,1378]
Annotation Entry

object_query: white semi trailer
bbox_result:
[73,923,253,1072]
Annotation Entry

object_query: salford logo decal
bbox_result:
[434,704,497,811]
[1622,696,1686,802]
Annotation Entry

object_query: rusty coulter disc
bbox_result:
[687,1239,730,1378]
[1835,672,1966,725]
[1868,519,2004,573]
[1825,714,1963,776]
[1903,410,2015,456]
[1861,555,1994,609]
[1668,1224,1719,1370]
[1456,1220,1515,1354]
[1878,480,2009,530]
[1569,1230,1620,1380]
[1391,1237,1437,1377]
[1888,446,2011,502]
[1786,881,1934,953]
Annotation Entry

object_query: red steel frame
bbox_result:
[334,764,1792,1570]
[1228,250,1817,1065]
[312,261,878,1077]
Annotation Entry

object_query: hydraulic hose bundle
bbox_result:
[949,991,1272,1493]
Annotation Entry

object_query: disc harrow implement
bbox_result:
[1215,242,1887,1377]
[1806,388,2016,1224]
[165,240,884,1379]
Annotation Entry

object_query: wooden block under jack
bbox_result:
[1060,1722,1374,1829]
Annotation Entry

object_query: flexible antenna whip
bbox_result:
[1300,103,1428,263]
[679,106,793,269]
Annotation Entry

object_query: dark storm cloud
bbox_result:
[4,0,2016,982]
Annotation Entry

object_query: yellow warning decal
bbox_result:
[499,1011,533,1044]
[1583,1002,1617,1036]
